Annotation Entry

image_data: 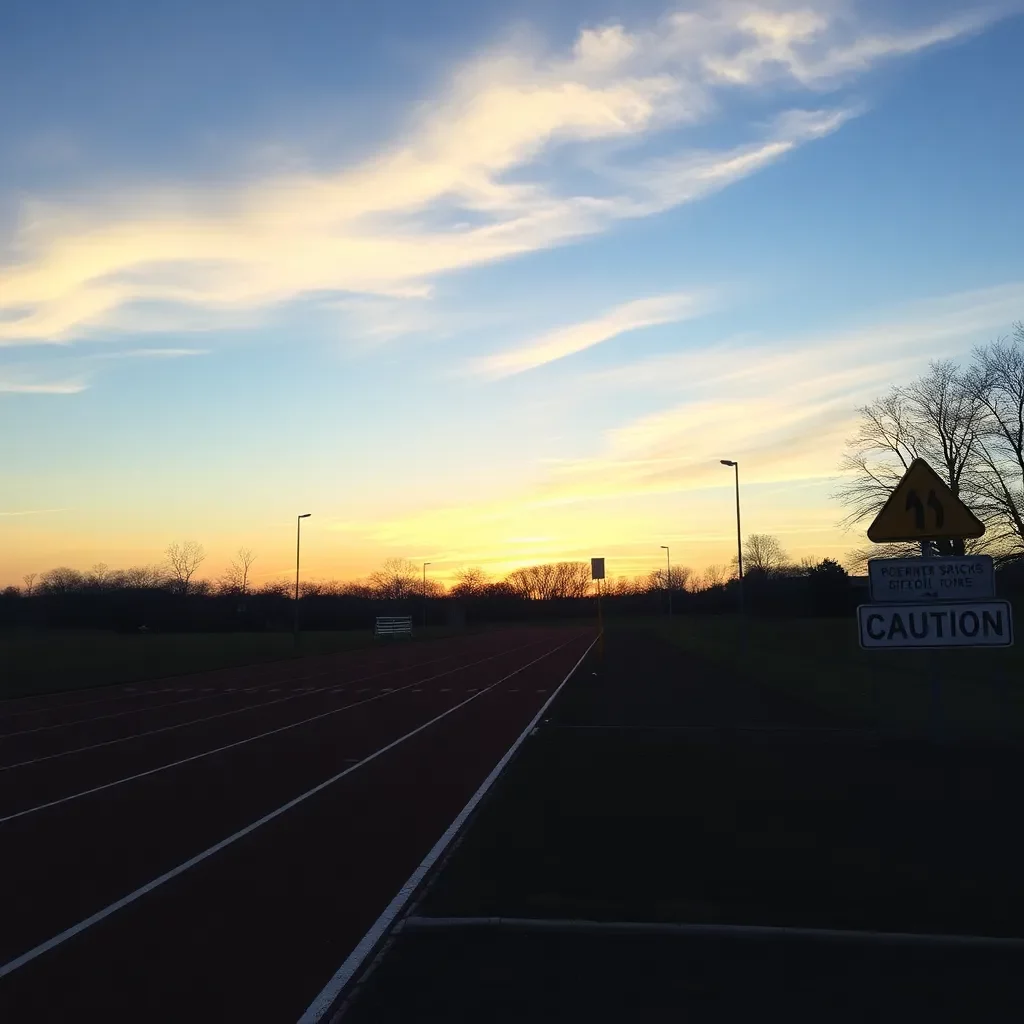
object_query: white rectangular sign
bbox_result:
[858,600,1013,649]
[590,557,605,581]
[868,555,994,602]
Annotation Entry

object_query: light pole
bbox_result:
[422,562,431,630]
[294,513,311,646]
[720,460,744,616]
[660,545,672,617]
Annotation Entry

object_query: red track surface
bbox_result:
[0,627,593,1021]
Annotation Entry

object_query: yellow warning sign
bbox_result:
[867,459,985,543]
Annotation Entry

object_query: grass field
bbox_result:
[0,627,460,700]
[654,614,1024,739]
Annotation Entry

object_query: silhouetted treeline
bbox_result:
[5,555,1022,632]
[0,559,855,631]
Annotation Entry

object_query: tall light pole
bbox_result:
[720,460,744,616]
[294,513,311,646]
[422,562,431,631]
[660,545,672,617]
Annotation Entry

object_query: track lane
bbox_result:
[0,632,592,1021]
[0,630,507,732]
[0,632,588,968]
[0,634,547,772]
[0,635,557,817]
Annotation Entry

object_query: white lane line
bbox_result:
[0,686,176,723]
[0,688,247,739]
[299,632,596,1023]
[0,644,540,775]
[0,640,574,983]
[0,644,477,739]
[0,643,550,820]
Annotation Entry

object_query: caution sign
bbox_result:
[857,600,1013,649]
[867,459,985,543]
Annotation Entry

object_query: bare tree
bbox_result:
[298,579,325,597]
[451,567,491,598]
[553,562,592,598]
[368,558,420,600]
[740,534,789,576]
[964,324,1024,553]
[221,548,257,595]
[693,564,729,591]
[165,541,206,596]
[505,562,592,600]
[122,564,166,588]
[837,337,1024,559]
[22,573,36,596]
[257,578,292,597]
[834,362,983,555]
[647,565,693,592]
[86,563,111,589]
[39,567,86,594]
[605,576,642,597]
[339,580,374,599]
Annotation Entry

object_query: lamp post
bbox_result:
[720,460,744,616]
[294,513,311,646]
[660,545,672,617]
[422,562,431,631]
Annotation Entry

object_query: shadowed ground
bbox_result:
[340,627,1024,1022]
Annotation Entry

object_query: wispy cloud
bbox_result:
[338,280,1024,560]
[92,348,209,359]
[0,380,87,394]
[0,2,997,345]
[471,291,709,378]
[0,508,71,516]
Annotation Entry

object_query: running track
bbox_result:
[0,627,594,1021]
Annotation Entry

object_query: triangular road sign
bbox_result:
[867,458,985,543]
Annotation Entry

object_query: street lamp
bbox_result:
[422,562,432,630]
[294,513,311,646]
[660,545,672,617]
[720,460,744,615]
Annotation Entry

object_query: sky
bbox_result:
[2,0,1024,589]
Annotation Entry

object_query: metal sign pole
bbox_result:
[920,541,945,743]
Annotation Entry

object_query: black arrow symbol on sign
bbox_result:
[927,489,944,528]
[905,489,925,529]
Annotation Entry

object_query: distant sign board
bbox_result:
[591,557,605,581]
[868,555,994,602]
[857,600,1013,649]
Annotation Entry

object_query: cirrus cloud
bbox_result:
[0,2,1001,346]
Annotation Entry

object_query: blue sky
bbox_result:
[2,0,1023,587]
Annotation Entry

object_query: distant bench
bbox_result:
[375,615,413,638]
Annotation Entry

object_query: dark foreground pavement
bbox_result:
[338,628,1024,1022]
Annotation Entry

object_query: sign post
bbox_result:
[591,557,606,656]
[857,458,1010,741]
